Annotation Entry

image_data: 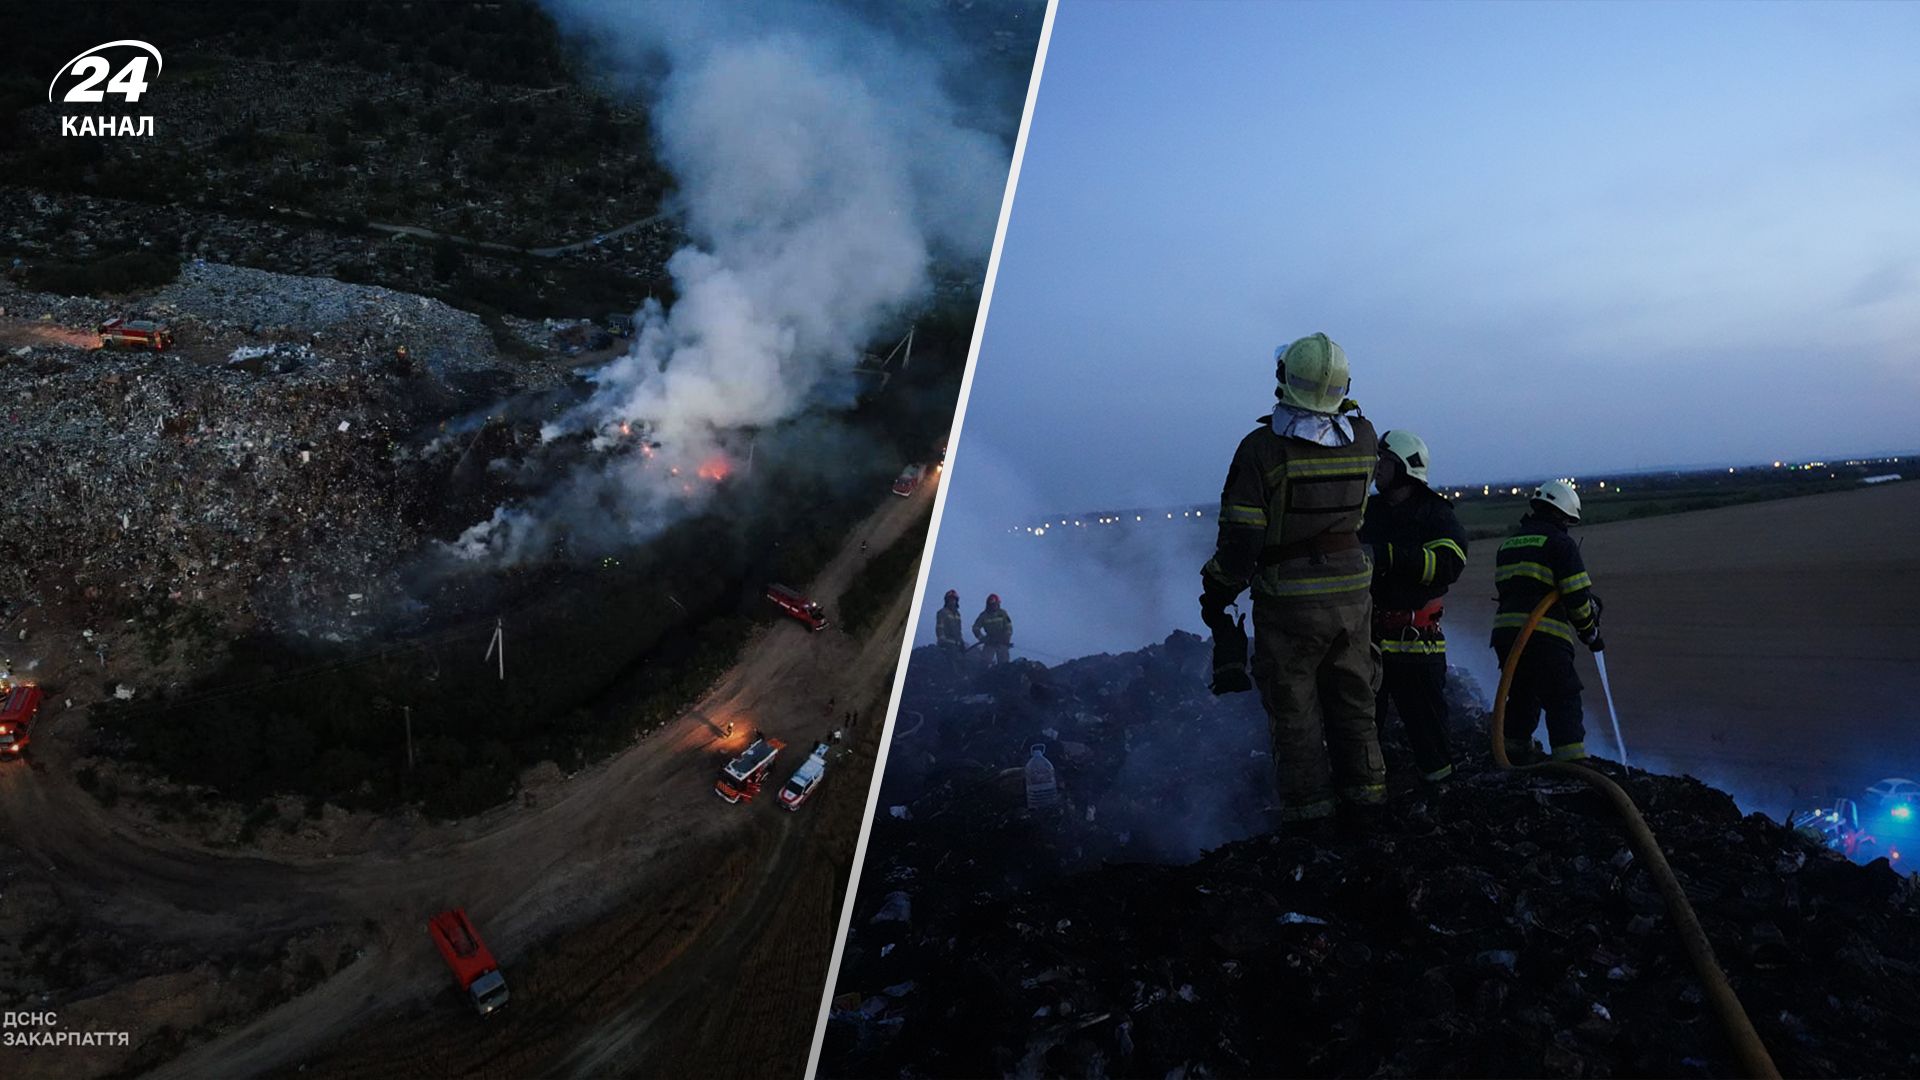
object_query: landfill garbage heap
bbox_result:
[826,634,1920,1077]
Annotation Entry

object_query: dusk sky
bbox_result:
[952,0,1920,517]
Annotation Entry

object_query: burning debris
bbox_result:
[445,3,1011,566]
[826,636,1920,1077]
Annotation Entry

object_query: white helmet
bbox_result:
[1379,429,1431,485]
[1531,479,1582,522]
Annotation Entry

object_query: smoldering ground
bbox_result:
[916,478,1920,867]
[432,0,1018,569]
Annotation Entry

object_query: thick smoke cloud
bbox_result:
[448,1,1011,565]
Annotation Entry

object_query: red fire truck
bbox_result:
[98,317,174,351]
[0,682,42,758]
[716,735,786,804]
[766,584,827,631]
[428,909,510,1016]
[891,464,926,497]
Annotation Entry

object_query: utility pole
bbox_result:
[484,616,505,681]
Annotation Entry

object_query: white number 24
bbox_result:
[64,56,151,103]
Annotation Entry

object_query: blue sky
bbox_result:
[953,0,1920,512]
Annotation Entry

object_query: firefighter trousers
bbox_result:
[1491,631,1586,760]
[980,642,1011,667]
[936,640,966,674]
[1374,653,1455,781]
[1251,596,1385,821]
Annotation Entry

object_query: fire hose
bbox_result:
[1493,591,1779,1079]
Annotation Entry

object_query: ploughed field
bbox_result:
[1444,480,1920,818]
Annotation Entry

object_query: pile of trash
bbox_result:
[149,262,498,374]
[825,637,1920,1077]
[0,340,432,688]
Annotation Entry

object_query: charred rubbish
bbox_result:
[827,635,1920,1077]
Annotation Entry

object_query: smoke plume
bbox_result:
[448,1,1014,565]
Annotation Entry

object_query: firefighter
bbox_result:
[973,594,1013,667]
[1199,332,1386,829]
[1491,479,1603,763]
[1359,430,1468,782]
[935,589,966,654]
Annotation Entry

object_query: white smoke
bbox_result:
[448,2,1012,565]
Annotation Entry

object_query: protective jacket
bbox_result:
[1361,485,1468,609]
[1202,408,1379,607]
[935,604,964,648]
[973,607,1012,645]
[1491,512,1600,651]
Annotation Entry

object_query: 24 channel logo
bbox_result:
[49,39,163,138]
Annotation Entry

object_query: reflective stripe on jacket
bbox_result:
[1359,484,1469,612]
[973,608,1012,644]
[1202,410,1379,606]
[1491,513,1599,650]
[935,606,964,646]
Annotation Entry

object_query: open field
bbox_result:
[950,475,1920,825]
[1440,460,1910,538]
[1444,480,1920,817]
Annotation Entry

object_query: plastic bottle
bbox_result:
[1025,743,1060,812]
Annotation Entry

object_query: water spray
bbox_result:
[1593,650,1630,773]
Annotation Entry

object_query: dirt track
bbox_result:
[1447,480,1920,815]
[0,483,933,1079]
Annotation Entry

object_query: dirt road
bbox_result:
[0,481,934,1079]
[1446,480,1920,815]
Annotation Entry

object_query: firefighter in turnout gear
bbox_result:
[1199,333,1387,828]
[935,589,965,654]
[1359,430,1468,782]
[1491,479,1603,762]
[973,594,1013,667]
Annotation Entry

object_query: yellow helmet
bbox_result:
[1273,333,1351,415]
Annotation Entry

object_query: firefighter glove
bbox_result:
[1198,593,1253,695]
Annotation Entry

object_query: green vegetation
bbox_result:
[1446,468,1907,540]
[95,516,772,820]
[0,1,667,251]
[24,251,180,296]
[839,508,933,636]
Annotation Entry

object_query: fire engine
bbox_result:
[1791,778,1920,868]
[891,464,925,497]
[0,680,42,758]
[98,317,174,351]
[779,741,830,811]
[716,735,785,803]
[766,584,827,631]
[427,909,510,1016]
